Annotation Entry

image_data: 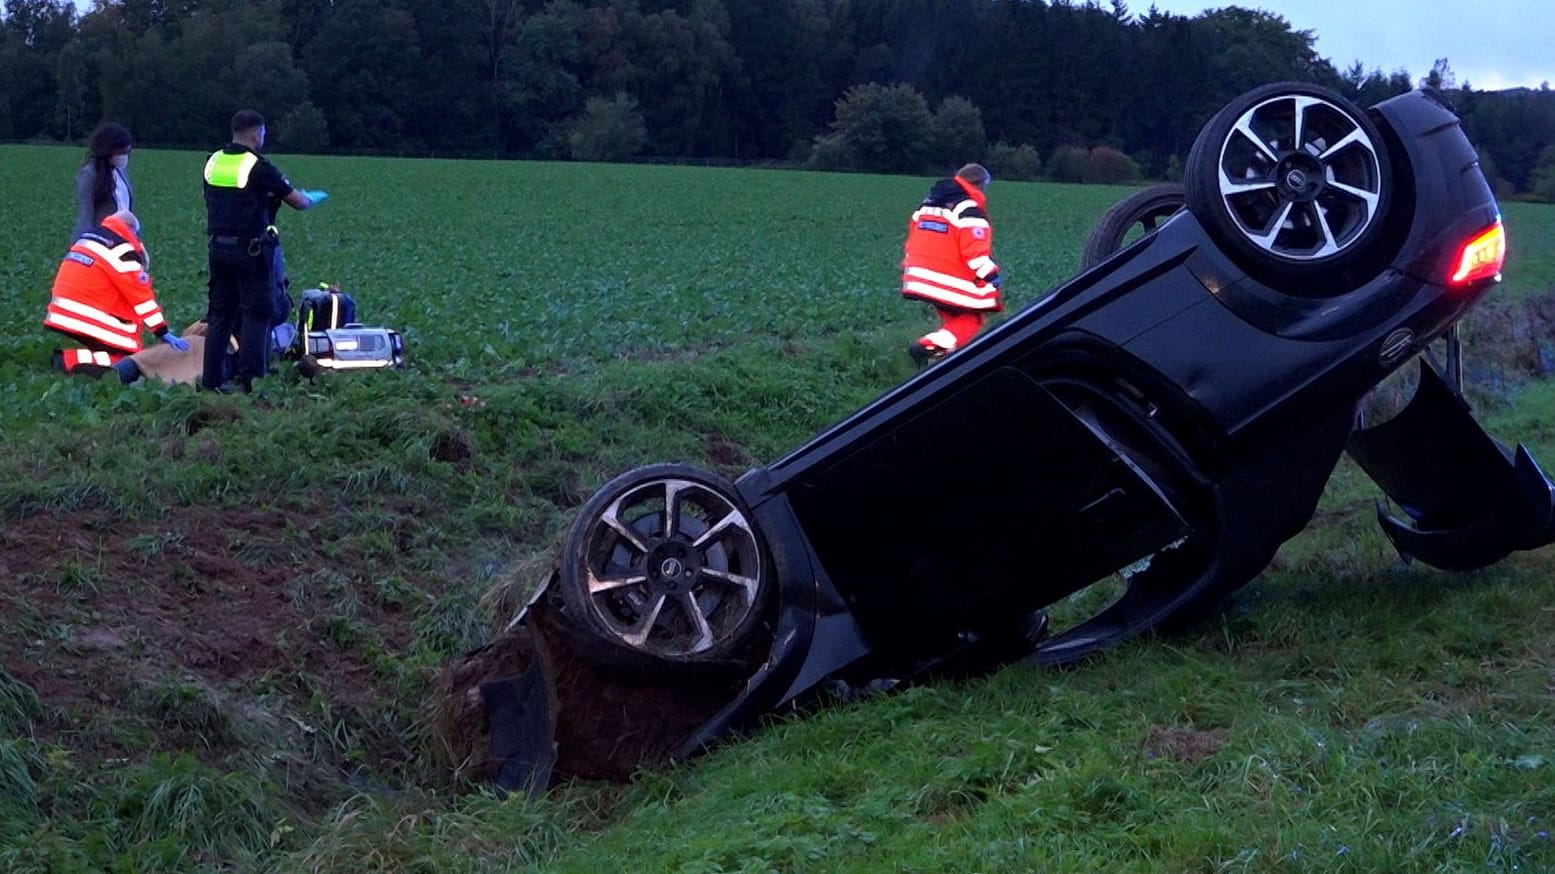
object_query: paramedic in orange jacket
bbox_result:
[901,163,1002,363]
[43,209,189,381]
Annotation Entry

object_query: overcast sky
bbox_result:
[1140,1,1553,90]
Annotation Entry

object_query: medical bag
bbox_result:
[296,283,357,334]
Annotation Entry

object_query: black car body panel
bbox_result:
[776,368,1187,644]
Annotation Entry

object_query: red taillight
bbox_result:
[1449,220,1506,286]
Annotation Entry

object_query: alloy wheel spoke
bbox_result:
[1232,117,1281,164]
[600,501,651,554]
[1220,176,1277,196]
[1290,96,1313,153]
[690,508,752,550]
[677,592,715,653]
[1326,176,1380,212]
[1308,202,1341,257]
[1249,200,1296,252]
[1316,126,1369,163]
[620,592,668,648]
[587,569,649,595]
[662,480,687,538]
[700,567,759,605]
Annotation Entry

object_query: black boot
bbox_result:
[908,341,947,367]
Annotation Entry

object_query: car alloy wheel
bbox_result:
[1186,81,1398,292]
[1215,92,1383,260]
[558,464,769,671]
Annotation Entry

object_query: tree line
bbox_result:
[3,0,1553,197]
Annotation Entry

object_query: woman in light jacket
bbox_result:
[72,122,135,244]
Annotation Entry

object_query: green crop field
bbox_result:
[2,144,1555,873]
[1,147,1114,372]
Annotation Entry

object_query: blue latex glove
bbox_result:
[301,189,329,207]
[161,332,189,352]
[988,273,1004,289]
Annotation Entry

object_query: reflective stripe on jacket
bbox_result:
[43,214,165,354]
[58,348,125,372]
[901,177,1002,312]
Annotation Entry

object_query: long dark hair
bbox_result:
[84,122,133,213]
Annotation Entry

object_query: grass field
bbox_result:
[1,144,1554,872]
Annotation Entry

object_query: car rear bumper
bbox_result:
[1348,363,1555,570]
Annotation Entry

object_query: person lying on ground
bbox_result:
[118,320,297,387]
[119,320,211,386]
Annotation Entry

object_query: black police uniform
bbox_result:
[202,144,295,391]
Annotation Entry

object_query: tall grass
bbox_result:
[0,669,43,845]
[105,753,276,864]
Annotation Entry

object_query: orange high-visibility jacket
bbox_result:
[901,176,1002,312]
[43,214,167,354]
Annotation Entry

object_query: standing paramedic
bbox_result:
[202,109,329,393]
[900,163,1002,364]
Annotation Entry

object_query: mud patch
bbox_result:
[1143,725,1230,763]
[702,433,756,470]
[430,428,476,469]
[430,629,540,783]
[0,505,417,782]
[431,600,742,787]
[2,499,724,795]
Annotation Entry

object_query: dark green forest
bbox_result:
[4,0,1554,196]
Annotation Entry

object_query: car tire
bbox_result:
[1185,81,1396,294]
[1080,183,1186,270]
[555,464,772,677]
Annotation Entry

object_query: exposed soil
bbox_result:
[1,502,736,796]
[1143,725,1230,763]
[431,599,742,787]
[0,505,419,781]
[7,508,324,690]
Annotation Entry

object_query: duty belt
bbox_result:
[210,228,278,256]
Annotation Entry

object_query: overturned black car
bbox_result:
[456,82,1550,793]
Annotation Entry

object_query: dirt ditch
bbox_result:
[431,599,744,787]
[0,505,416,784]
[0,500,740,796]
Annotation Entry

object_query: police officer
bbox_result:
[202,109,329,392]
[900,163,1002,364]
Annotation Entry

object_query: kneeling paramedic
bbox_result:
[43,209,189,383]
[900,163,1002,364]
[202,108,328,393]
